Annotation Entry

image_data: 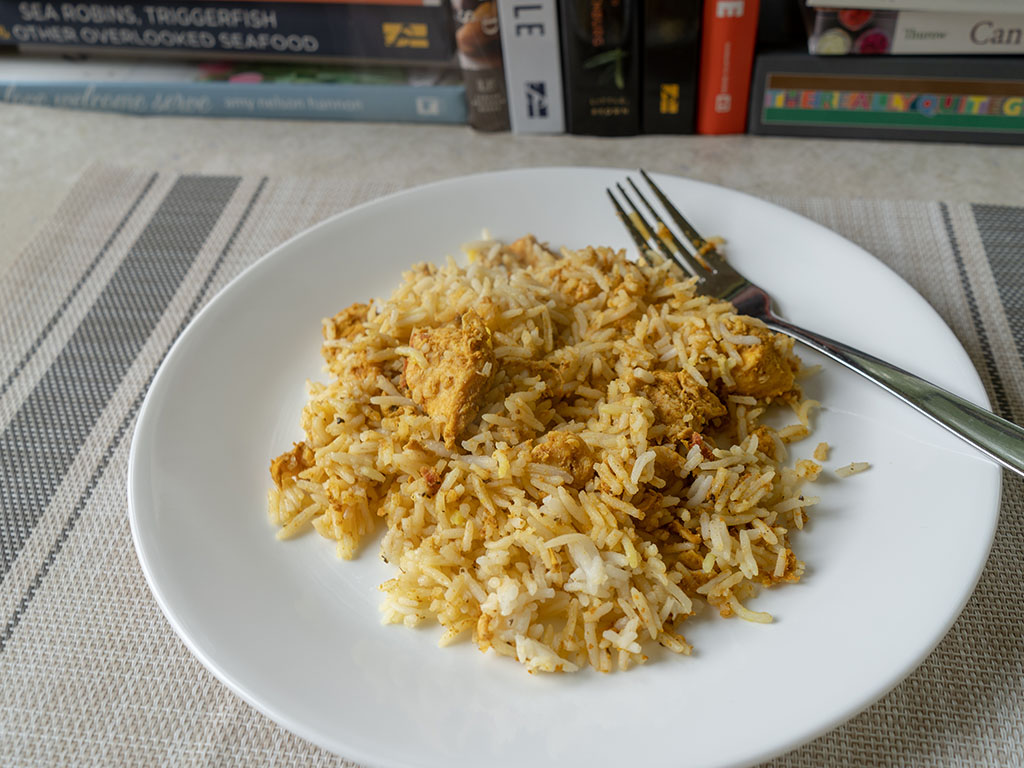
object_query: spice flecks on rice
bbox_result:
[267,235,822,673]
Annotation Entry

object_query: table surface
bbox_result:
[3,105,1024,768]
[2,103,1023,276]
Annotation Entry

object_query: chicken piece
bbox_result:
[728,324,797,400]
[547,253,603,304]
[507,234,559,268]
[688,431,716,460]
[323,343,382,382]
[345,348,383,381]
[748,425,779,461]
[652,444,687,478]
[650,434,713,482]
[473,295,501,327]
[638,371,727,442]
[518,358,570,399]
[506,235,540,266]
[324,302,370,343]
[553,265,602,304]
[530,431,594,488]
[270,442,314,488]
[419,466,443,496]
[322,302,376,377]
[405,311,495,448]
[633,490,667,524]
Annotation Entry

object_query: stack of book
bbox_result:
[748,0,1024,144]
[498,0,766,136]
[0,0,471,123]
[4,0,1017,143]
[0,0,774,133]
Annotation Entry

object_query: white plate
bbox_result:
[128,168,1000,768]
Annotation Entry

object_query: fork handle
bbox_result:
[764,315,1024,479]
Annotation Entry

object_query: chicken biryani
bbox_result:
[266,235,822,673]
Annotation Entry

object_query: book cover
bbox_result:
[805,0,1021,11]
[642,0,701,134]
[450,0,509,131]
[696,0,760,135]
[757,0,806,49]
[498,0,563,133]
[808,10,1024,55]
[558,0,640,136]
[0,1,456,64]
[0,55,467,121]
[748,50,1024,145]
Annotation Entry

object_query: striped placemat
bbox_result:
[1,165,1021,767]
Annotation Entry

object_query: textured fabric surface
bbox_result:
[1,165,1021,767]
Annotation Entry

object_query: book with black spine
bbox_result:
[748,49,1024,145]
[641,0,701,134]
[0,0,456,64]
[558,0,640,136]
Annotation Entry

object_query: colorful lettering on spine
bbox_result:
[764,88,1024,119]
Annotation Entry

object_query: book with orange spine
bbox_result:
[695,0,760,135]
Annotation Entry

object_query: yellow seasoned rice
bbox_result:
[267,235,823,674]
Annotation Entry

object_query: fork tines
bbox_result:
[606,170,726,283]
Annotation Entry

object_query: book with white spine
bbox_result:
[497,0,564,133]
[806,0,1022,10]
[809,9,1024,55]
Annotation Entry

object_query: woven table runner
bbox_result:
[1,165,1021,767]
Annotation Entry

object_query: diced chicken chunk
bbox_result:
[638,370,727,442]
[530,431,593,488]
[553,263,602,304]
[419,466,443,496]
[507,235,540,266]
[324,302,370,343]
[270,442,314,488]
[405,311,495,448]
[728,325,797,400]
[344,348,383,381]
[322,302,380,378]
[748,425,778,461]
[506,234,559,269]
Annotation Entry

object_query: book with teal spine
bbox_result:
[0,55,467,122]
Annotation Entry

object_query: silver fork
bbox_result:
[608,169,1024,479]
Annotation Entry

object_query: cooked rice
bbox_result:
[267,235,823,673]
[836,461,870,478]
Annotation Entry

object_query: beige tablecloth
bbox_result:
[1,165,1021,766]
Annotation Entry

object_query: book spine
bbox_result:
[558,0,641,136]
[0,80,467,122]
[641,0,701,134]
[0,1,455,63]
[696,0,760,135]
[450,0,509,131]
[811,10,1024,55]
[747,52,1024,145]
[497,0,564,134]
[805,0,1022,11]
